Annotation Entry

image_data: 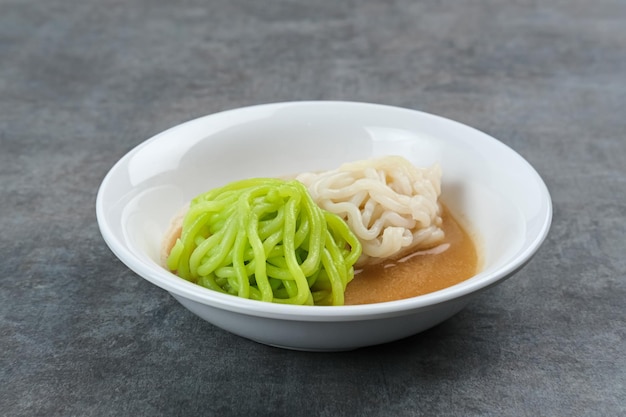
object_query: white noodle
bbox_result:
[296,155,444,266]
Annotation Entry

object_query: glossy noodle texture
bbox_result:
[296,156,444,266]
[166,178,362,306]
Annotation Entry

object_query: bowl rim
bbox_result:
[96,100,553,322]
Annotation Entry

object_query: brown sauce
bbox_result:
[344,206,479,305]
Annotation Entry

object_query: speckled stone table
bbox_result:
[2,1,625,416]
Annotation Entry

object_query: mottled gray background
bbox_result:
[1,0,625,416]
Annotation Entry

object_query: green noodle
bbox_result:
[166,178,362,306]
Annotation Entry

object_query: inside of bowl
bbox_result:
[108,103,538,294]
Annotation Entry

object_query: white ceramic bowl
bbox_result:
[96,101,552,351]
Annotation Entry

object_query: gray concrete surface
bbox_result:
[1,0,625,416]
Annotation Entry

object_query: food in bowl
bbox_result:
[163,177,361,306]
[161,155,479,306]
[295,155,444,265]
